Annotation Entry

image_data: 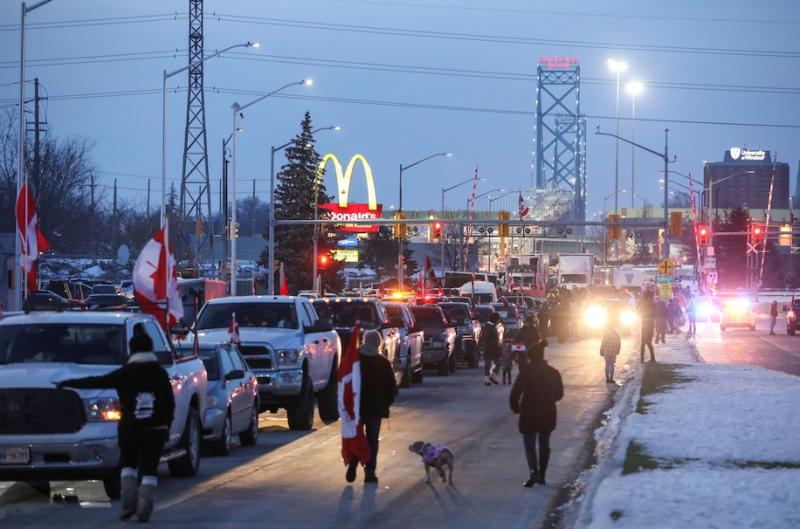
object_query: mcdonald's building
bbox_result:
[317,153,382,233]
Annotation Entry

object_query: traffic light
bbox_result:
[431,221,443,241]
[697,224,711,246]
[498,210,510,238]
[607,214,622,240]
[751,223,765,245]
[669,212,683,237]
[318,253,330,270]
[393,211,406,239]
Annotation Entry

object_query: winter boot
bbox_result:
[364,469,378,484]
[537,448,550,485]
[119,468,138,520]
[523,471,538,488]
[345,458,358,483]
[484,376,492,386]
[136,477,157,523]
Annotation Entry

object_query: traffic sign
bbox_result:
[657,257,676,275]
[656,275,674,284]
[659,283,673,298]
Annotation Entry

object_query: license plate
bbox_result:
[0,446,31,465]
[511,344,526,352]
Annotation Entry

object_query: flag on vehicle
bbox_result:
[518,192,529,218]
[15,183,50,293]
[338,323,371,466]
[228,312,241,346]
[279,262,289,296]
[132,220,183,331]
[425,255,437,285]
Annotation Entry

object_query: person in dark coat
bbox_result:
[514,315,542,369]
[537,303,550,338]
[655,300,669,344]
[57,329,175,522]
[346,329,397,484]
[639,291,656,362]
[481,312,502,385]
[509,340,563,487]
[668,298,682,333]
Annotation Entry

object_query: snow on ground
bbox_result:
[631,364,800,463]
[587,467,800,529]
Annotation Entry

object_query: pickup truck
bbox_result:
[195,296,340,431]
[382,302,424,387]
[0,311,207,499]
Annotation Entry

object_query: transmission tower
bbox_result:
[532,58,586,225]
[179,0,213,266]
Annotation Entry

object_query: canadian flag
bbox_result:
[518,192,529,219]
[228,312,241,346]
[338,323,371,466]
[16,184,50,292]
[133,220,183,331]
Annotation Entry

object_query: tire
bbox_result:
[465,342,477,368]
[169,407,202,477]
[448,350,456,373]
[317,362,339,423]
[411,362,424,384]
[437,358,450,376]
[400,352,412,388]
[26,480,51,498]
[239,402,259,446]
[102,474,120,500]
[287,373,315,431]
[214,411,233,456]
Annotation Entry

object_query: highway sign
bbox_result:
[659,283,673,298]
[657,257,676,275]
[656,275,674,284]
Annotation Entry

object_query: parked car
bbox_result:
[312,297,401,372]
[786,299,800,335]
[44,281,91,308]
[0,311,208,499]
[22,290,73,312]
[83,294,131,311]
[197,343,259,455]
[383,302,424,387]
[195,296,340,431]
[410,305,456,376]
[438,302,481,368]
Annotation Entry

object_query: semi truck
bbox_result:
[557,254,594,290]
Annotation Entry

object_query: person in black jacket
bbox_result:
[481,312,502,385]
[346,329,397,484]
[509,339,563,487]
[514,315,542,369]
[639,291,656,362]
[57,328,175,522]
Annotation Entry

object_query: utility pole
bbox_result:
[112,178,118,255]
[90,172,96,253]
[32,78,43,203]
[222,139,229,280]
[251,178,256,238]
[146,178,151,218]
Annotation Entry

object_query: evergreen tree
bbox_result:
[259,112,340,292]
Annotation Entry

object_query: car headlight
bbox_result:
[276,348,301,366]
[84,397,122,422]
[583,305,607,329]
[619,309,637,327]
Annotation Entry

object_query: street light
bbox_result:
[230,79,311,295]
[268,124,339,294]
[161,41,258,228]
[15,0,57,311]
[608,58,629,215]
[441,177,486,277]
[626,80,644,210]
[397,152,452,289]
[706,169,755,224]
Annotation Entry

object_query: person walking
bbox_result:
[500,344,515,384]
[639,291,656,362]
[346,329,397,484]
[599,324,621,383]
[56,329,175,522]
[770,300,779,335]
[655,299,669,344]
[668,298,682,333]
[686,300,697,336]
[481,312,502,385]
[514,315,542,370]
[509,339,563,487]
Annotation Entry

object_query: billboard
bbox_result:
[317,153,382,233]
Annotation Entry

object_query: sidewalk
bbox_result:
[572,333,800,529]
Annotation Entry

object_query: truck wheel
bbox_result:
[214,411,233,456]
[448,351,456,373]
[411,362,424,384]
[400,354,412,388]
[465,343,477,368]
[317,364,339,423]
[169,407,202,477]
[26,480,51,498]
[437,358,450,376]
[288,373,315,430]
[102,475,121,500]
[239,402,259,447]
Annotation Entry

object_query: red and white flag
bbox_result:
[16,184,50,292]
[337,323,371,466]
[133,220,183,331]
[518,192,529,219]
[228,312,241,346]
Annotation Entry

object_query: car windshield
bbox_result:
[385,305,404,320]
[440,305,470,323]
[313,303,380,328]
[411,308,444,327]
[0,323,127,365]
[196,303,298,330]
[198,349,221,381]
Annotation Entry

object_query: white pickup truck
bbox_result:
[0,311,207,499]
[195,296,340,431]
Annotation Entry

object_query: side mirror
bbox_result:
[170,321,191,339]
[154,350,174,366]
[225,369,245,381]
[305,318,333,333]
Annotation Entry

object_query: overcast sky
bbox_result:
[1,0,798,219]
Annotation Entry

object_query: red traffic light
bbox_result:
[697,224,711,246]
[699,227,708,236]
[434,222,442,230]
[318,254,330,267]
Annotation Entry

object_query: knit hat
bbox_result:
[359,329,382,356]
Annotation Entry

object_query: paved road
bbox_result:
[0,333,635,529]
[692,318,800,376]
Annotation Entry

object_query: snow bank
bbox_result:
[587,467,800,529]
[631,364,800,463]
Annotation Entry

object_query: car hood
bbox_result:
[196,327,301,350]
[0,362,118,398]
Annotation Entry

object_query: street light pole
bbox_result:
[397,152,451,290]
[608,59,628,215]
[440,176,484,278]
[627,81,643,210]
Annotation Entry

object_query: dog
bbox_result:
[409,441,455,485]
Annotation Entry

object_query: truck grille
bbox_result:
[0,389,85,435]
[239,345,273,370]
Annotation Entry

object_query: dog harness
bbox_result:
[422,444,447,464]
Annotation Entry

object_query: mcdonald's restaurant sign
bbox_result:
[318,153,383,233]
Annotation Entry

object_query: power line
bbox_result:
[0,12,187,32]
[0,50,186,70]
[209,13,800,58]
